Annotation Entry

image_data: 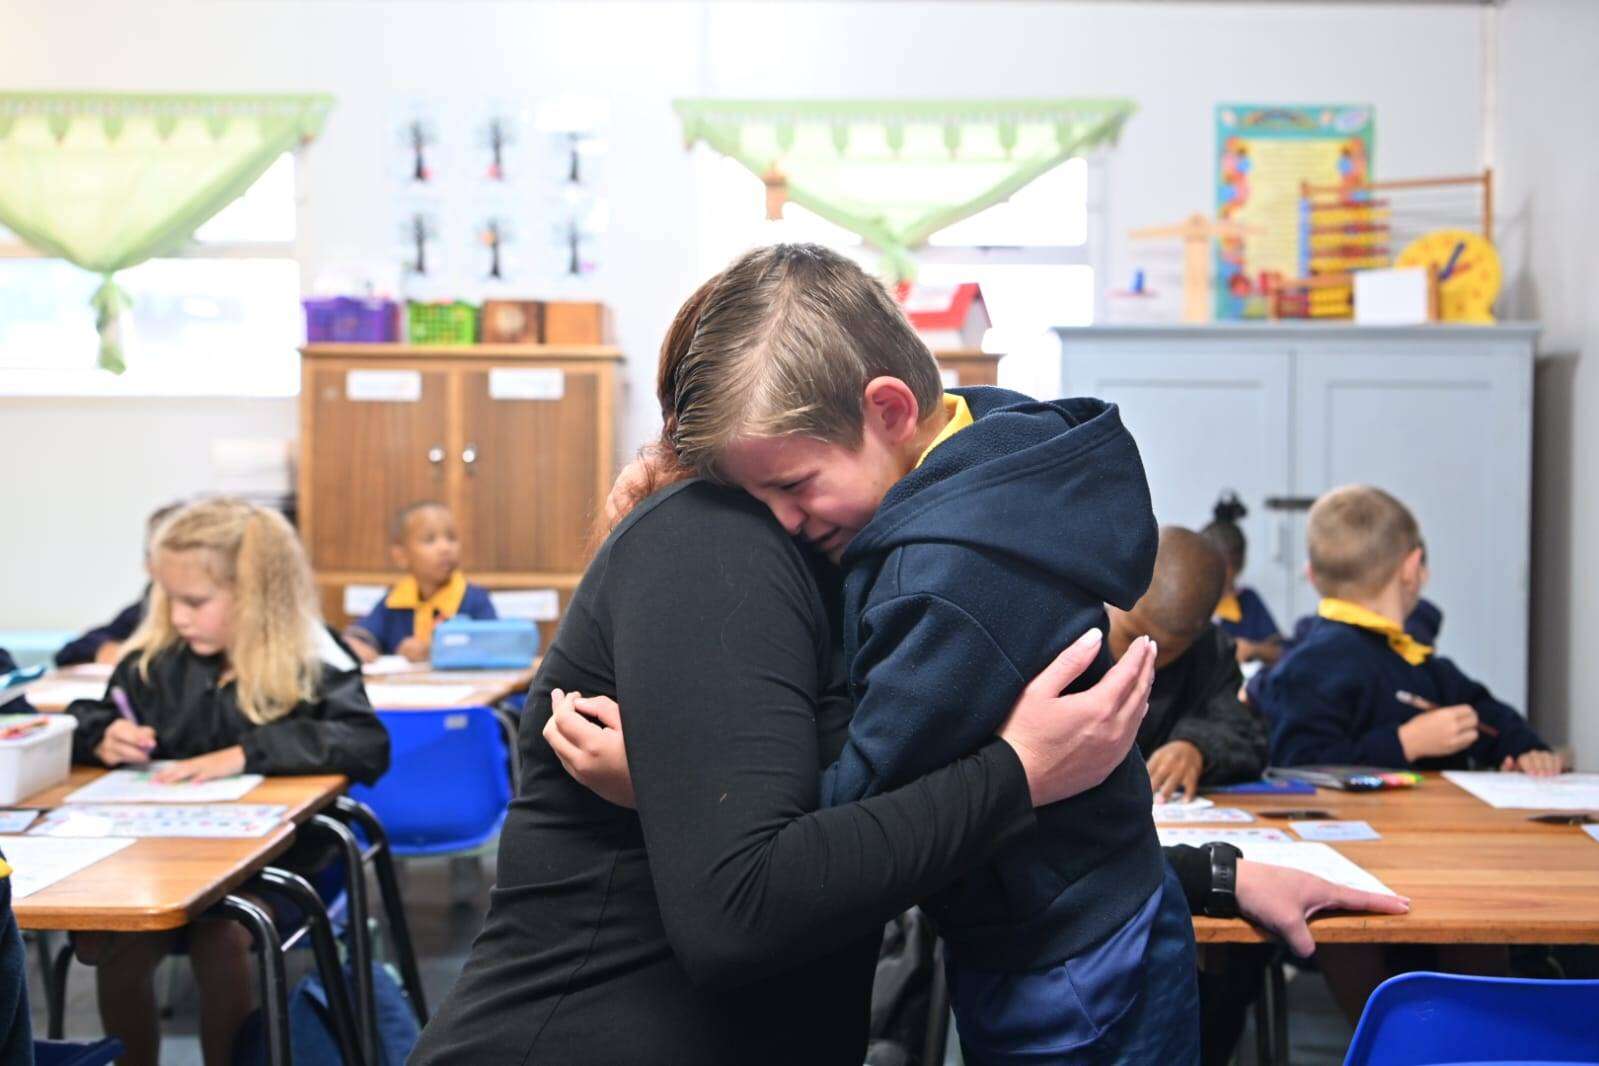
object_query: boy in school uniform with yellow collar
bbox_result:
[345,501,498,663]
[1258,484,1558,774]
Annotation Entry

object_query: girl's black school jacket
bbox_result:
[67,628,389,786]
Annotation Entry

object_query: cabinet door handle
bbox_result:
[427,446,445,465]
[1263,496,1317,512]
[462,443,478,471]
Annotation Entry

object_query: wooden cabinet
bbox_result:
[299,343,621,648]
[1058,323,1536,705]
[934,349,1002,388]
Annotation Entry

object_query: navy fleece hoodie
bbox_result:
[831,386,1163,971]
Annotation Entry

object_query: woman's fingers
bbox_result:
[573,695,622,729]
[1027,627,1105,699]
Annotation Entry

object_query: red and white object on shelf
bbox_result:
[896,282,991,350]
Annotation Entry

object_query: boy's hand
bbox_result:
[1147,740,1204,803]
[1234,859,1410,957]
[1000,630,1155,808]
[95,718,157,767]
[93,640,125,666]
[396,636,430,663]
[543,688,635,808]
[1502,749,1563,776]
[346,635,380,664]
[1397,704,1479,761]
[152,745,246,783]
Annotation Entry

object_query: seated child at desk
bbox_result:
[0,844,29,1064]
[66,497,389,1066]
[55,500,184,667]
[1202,493,1283,665]
[344,501,497,663]
[1256,485,1557,775]
[1111,525,1268,802]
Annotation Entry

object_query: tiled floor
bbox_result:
[26,855,1355,1064]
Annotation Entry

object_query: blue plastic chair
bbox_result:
[33,1038,123,1066]
[1343,972,1599,1066]
[350,706,515,855]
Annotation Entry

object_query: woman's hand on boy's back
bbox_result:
[999,630,1156,808]
[94,718,157,767]
[152,745,246,783]
[545,689,635,808]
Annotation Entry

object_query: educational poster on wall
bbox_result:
[1214,104,1374,319]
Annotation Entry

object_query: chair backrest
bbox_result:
[350,707,514,856]
[1343,971,1599,1066]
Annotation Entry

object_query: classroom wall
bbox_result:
[1496,0,1599,762]
[0,0,1486,631]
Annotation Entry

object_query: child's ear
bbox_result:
[861,376,922,445]
[1399,545,1425,587]
[389,543,408,571]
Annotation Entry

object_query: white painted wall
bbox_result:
[1497,0,1599,761]
[0,0,1485,631]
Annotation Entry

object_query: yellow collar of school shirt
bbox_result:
[1214,592,1243,623]
[386,570,468,644]
[915,394,975,469]
[0,858,9,879]
[1318,597,1434,666]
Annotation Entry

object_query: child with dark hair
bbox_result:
[1201,493,1283,665]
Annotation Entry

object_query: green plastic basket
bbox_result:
[406,301,479,345]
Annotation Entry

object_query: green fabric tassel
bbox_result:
[90,275,132,373]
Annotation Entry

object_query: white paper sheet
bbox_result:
[362,656,427,677]
[1153,805,1253,824]
[1229,841,1398,897]
[64,766,264,804]
[1291,820,1381,842]
[0,811,37,833]
[1442,771,1599,810]
[362,683,482,708]
[1583,825,1599,845]
[31,804,287,839]
[1158,827,1294,846]
[21,679,109,709]
[0,835,136,899]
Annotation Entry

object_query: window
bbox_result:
[0,153,302,397]
[692,147,1107,397]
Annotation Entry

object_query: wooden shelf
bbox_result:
[302,343,623,361]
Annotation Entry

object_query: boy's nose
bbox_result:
[770,500,807,536]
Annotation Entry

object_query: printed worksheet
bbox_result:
[1442,771,1599,810]
[0,811,37,833]
[64,766,264,804]
[1226,841,1398,897]
[32,804,287,839]
[0,835,135,899]
[1157,827,1294,846]
[1153,805,1254,824]
[1292,820,1381,842]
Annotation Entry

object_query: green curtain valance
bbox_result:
[674,98,1137,279]
[0,91,334,371]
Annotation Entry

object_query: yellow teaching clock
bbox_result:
[1397,229,1501,324]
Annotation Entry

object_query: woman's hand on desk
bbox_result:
[545,689,635,808]
[1235,860,1410,958]
[151,745,246,783]
[95,719,157,766]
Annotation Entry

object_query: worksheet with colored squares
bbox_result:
[31,804,288,839]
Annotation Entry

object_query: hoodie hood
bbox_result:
[842,386,1156,611]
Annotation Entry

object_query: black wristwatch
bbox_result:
[1202,842,1243,918]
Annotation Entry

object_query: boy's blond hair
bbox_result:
[1306,485,1422,600]
[664,243,944,478]
[125,497,325,724]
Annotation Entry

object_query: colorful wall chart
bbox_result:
[1215,104,1375,319]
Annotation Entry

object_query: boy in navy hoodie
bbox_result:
[657,244,1190,1064]
[1258,485,1556,775]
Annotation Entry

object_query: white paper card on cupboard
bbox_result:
[491,589,560,621]
[489,368,564,401]
[346,370,422,402]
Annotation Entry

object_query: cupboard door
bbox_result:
[1059,342,1294,625]
[1295,348,1531,704]
[456,365,609,574]
[303,365,453,571]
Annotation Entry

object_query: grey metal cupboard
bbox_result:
[1055,323,1537,705]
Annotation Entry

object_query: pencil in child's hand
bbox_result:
[1396,690,1498,737]
[110,686,138,724]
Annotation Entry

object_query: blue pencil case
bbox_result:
[430,618,539,670]
[1209,777,1317,796]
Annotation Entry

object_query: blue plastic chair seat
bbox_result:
[1344,972,1599,1066]
[350,706,513,856]
[34,1038,124,1066]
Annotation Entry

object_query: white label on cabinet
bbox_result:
[343,584,386,617]
[489,368,565,401]
[939,368,960,388]
[346,370,422,402]
[491,588,561,622]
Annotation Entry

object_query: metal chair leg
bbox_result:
[311,812,378,1063]
[34,934,70,1040]
[253,867,367,1066]
[332,795,429,1023]
[923,936,951,1066]
[1269,953,1288,1065]
[210,894,291,1066]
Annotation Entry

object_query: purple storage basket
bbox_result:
[303,297,399,342]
